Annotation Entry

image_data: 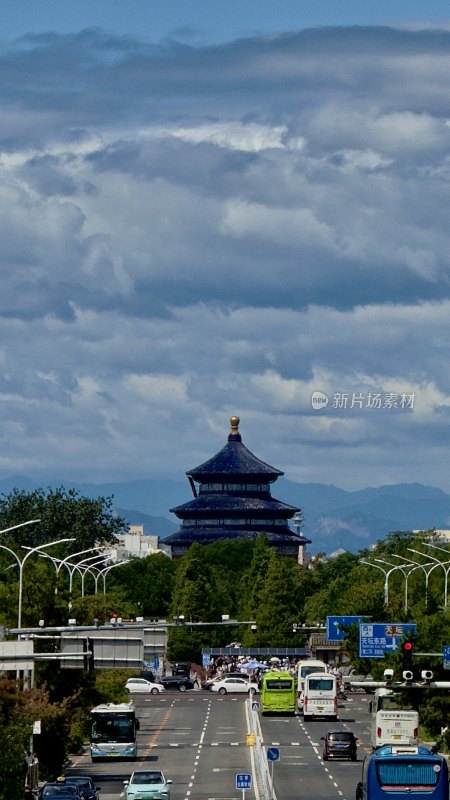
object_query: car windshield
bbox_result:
[66,779,91,788]
[131,773,164,785]
[329,733,353,741]
[43,788,78,796]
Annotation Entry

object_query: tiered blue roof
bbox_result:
[166,416,310,558]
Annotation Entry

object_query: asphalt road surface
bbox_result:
[65,689,373,800]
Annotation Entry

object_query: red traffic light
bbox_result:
[403,642,413,651]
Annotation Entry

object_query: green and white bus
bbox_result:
[259,671,296,715]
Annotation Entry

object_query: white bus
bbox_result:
[88,702,140,760]
[297,659,328,710]
[303,673,337,719]
[370,688,419,749]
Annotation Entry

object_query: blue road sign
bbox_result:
[252,700,260,711]
[236,774,252,790]
[443,646,450,670]
[267,747,280,762]
[326,616,364,641]
[359,623,417,658]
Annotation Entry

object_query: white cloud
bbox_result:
[0,25,450,492]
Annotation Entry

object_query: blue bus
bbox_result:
[357,745,449,800]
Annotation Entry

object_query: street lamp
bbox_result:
[409,547,450,607]
[98,560,131,594]
[0,519,41,536]
[24,546,103,594]
[0,537,75,629]
[374,557,418,613]
[389,553,439,608]
[359,558,398,606]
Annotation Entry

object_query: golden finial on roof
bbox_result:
[230,415,240,434]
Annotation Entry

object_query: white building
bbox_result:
[114,525,171,560]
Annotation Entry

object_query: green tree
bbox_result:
[170,543,220,622]
[254,554,306,647]
[110,553,176,618]
[0,487,126,551]
[238,535,272,620]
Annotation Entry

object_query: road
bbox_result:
[65,690,373,800]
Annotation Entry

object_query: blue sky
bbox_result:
[2,1,450,44]
[1,3,450,497]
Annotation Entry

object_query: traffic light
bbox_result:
[401,640,413,671]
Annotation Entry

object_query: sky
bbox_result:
[2,2,450,493]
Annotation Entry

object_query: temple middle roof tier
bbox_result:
[170,494,299,517]
[187,417,282,481]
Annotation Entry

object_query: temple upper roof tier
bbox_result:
[187,416,283,481]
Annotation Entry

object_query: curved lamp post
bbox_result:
[98,560,131,595]
[0,519,41,536]
[389,553,440,608]
[374,557,419,613]
[409,547,450,607]
[0,537,75,629]
[24,546,103,594]
[359,558,401,607]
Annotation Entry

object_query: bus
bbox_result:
[88,702,140,761]
[297,659,327,710]
[357,745,449,800]
[303,672,337,719]
[370,688,419,749]
[259,671,296,715]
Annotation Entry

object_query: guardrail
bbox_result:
[246,698,277,800]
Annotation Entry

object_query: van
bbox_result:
[297,659,327,710]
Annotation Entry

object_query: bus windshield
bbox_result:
[378,694,414,712]
[308,677,334,691]
[91,714,135,743]
[265,679,294,691]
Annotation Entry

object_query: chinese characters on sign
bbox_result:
[359,623,417,658]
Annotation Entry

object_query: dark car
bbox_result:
[40,780,82,799]
[321,730,358,761]
[161,675,195,692]
[140,669,156,682]
[64,776,100,800]
[172,662,191,678]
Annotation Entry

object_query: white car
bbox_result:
[210,676,259,695]
[124,770,172,800]
[125,678,165,694]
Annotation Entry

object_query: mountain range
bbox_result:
[0,475,449,554]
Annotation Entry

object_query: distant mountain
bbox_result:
[115,507,178,538]
[1,475,449,554]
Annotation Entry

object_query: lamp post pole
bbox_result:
[17,538,75,629]
[28,547,102,594]
[99,560,131,594]
[409,547,450,607]
[359,559,397,606]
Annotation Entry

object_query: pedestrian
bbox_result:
[192,670,200,688]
